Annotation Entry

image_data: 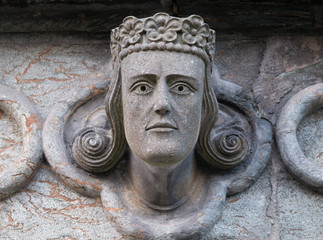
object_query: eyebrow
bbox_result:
[130,73,157,80]
[127,74,157,90]
[166,74,197,83]
[129,74,157,82]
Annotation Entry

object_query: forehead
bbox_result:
[120,51,205,79]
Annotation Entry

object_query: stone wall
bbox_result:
[0,1,322,239]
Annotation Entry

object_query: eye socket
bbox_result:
[130,82,153,95]
[170,82,195,95]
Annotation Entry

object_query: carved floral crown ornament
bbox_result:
[110,13,216,66]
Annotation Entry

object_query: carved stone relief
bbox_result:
[43,78,272,239]
[276,83,323,192]
[0,84,42,200]
[42,13,272,239]
[0,24,320,240]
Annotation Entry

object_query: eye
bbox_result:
[170,82,195,95]
[130,82,153,95]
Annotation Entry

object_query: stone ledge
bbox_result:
[0,0,321,37]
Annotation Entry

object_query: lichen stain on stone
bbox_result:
[195,211,205,221]
[0,145,13,154]
[133,230,144,240]
[85,82,105,99]
[29,86,70,103]
[3,99,20,107]
[104,206,123,212]
[24,114,41,131]
[66,177,102,191]
[41,180,86,203]
[229,196,241,203]
[314,89,323,100]
[14,45,100,84]
[91,82,104,94]
[23,46,54,75]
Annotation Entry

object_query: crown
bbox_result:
[110,13,216,65]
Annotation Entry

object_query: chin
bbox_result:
[138,148,191,166]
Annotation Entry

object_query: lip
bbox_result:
[146,122,178,132]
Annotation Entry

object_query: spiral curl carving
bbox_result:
[198,131,248,169]
[72,128,113,172]
[218,134,242,156]
[215,132,248,166]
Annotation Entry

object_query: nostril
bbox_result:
[155,108,170,115]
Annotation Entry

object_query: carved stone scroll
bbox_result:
[276,83,323,192]
[0,84,42,200]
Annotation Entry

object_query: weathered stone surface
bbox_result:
[0,108,22,172]
[0,33,110,117]
[0,84,42,200]
[298,108,323,167]
[179,0,323,37]
[277,170,323,240]
[41,13,271,238]
[0,33,322,239]
[0,166,121,239]
[0,33,120,239]
[215,39,266,94]
[206,169,272,239]
[0,1,169,34]
[276,83,323,192]
[253,36,323,122]
[0,1,322,37]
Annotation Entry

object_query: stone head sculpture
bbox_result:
[71,13,248,210]
[44,12,271,239]
[74,13,246,174]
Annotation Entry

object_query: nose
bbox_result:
[153,81,171,115]
[154,97,171,115]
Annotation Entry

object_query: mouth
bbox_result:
[146,122,178,132]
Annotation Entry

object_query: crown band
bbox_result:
[110,13,216,64]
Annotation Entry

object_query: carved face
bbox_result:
[121,51,205,166]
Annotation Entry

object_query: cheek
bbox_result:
[123,95,150,119]
[122,82,139,119]
[175,95,203,136]
[176,94,203,117]
[122,94,151,140]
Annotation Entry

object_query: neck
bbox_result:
[129,151,196,210]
